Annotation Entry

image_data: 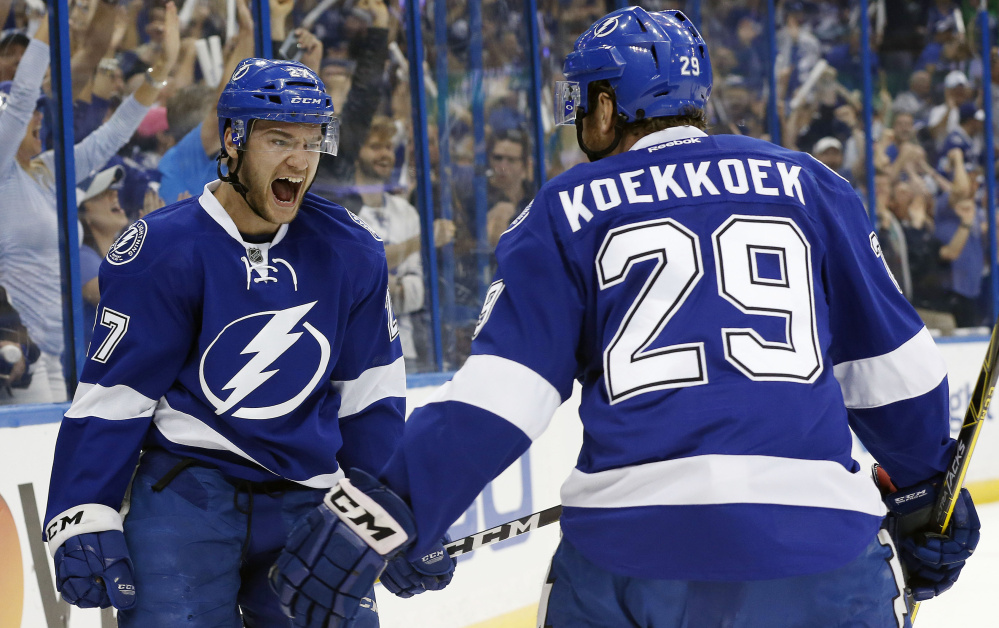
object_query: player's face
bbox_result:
[232,120,321,226]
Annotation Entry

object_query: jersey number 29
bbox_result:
[597,215,822,404]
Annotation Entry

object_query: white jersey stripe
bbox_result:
[422,355,562,441]
[333,356,407,419]
[833,327,947,409]
[65,382,157,421]
[153,397,345,488]
[561,454,886,517]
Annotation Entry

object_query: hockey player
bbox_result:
[43,58,454,627]
[269,8,980,627]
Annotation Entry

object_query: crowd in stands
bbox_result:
[0,0,997,403]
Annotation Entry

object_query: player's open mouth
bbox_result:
[271,176,304,208]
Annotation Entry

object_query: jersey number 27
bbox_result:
[597,215,822,404]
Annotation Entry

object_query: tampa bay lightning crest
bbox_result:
[199,301,331,419]
[107,220,148,265]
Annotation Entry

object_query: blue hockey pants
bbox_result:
[538,531,911,628]
[116,449,379,628]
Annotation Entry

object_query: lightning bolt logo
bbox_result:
[200,301,331,419]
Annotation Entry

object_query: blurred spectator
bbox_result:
[775,1,822,101]
[811,136,851,183]
[0,5,179,403]
[485,127,532,248]
[334,116,455,367]
[730,16,767,92]
[892,69,934,125]
[937,102,984,173]
[0,30,28,82]
[926,69,972,148]
[311,0,390,200]
[824,30,880,93]
[76,163,130,346]
[157,0,256,203]
[934,148,985,328]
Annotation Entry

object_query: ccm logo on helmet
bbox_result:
[290,97,322,104]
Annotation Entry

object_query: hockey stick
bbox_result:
[908,315,999,622]
[444,505,562,558]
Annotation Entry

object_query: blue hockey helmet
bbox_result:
[555,7,712,126]
[217,58,339,155]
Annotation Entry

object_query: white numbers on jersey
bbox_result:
[473,280,506,340]
[91,308,130,363]
[679,55,700,76]
[597,216,822,404]
[597,219,707,402]
[386,288,400,341]
[714,216,822,382]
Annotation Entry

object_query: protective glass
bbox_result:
[234,117,340,155]
[554,81,582,126]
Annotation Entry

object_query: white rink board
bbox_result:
[0,337,996,628]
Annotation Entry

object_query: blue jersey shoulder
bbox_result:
[101,196,206,275]
[297,192,387,256]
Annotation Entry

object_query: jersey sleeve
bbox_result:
[331,253,407,478]
[44,234,199,544]
[380,197,584,556]
[819,168,952,488]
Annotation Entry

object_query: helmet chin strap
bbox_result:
[575,116,625,162]
[574,90,628,162]
[217,150,250,201]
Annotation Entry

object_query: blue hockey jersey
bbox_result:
[45,184,406,539]
[381,127,953,580]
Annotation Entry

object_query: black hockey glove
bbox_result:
[877,467,981,601]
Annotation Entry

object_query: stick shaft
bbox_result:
[444,505,562,558]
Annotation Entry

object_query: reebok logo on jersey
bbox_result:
[648,137,701,152]
[107,220,148,265]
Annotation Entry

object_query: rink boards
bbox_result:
[0,336,996,627]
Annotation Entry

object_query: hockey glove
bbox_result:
[269,468,416,627]
[53,530,135,609]
[880,471,981,601]
[380,534,456,598]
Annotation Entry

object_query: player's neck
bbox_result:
[214,180,280,240]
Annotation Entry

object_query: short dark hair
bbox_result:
[0,32,29,57]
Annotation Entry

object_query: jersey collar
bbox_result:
[199,180,289,247]
[629,126,709,152]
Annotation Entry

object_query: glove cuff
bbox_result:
[45,504,123,556]
[323,477,412,556]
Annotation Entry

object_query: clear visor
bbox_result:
[554,81,582,126]
[235,117,340,156]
